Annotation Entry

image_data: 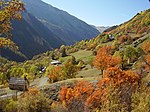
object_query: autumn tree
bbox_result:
[142,41,150,54]
[47,66,62,83]
[47,58,78,83]
[59,67,140,111]
[62,61,78,79]
[103,67,140,86]
[0,0,24,51]
[86,68,139,110]
[118,34,132,44]
[93,46,121,75]
[103,68,140,111]
[144,54,150,71]
[60,45,67,57]
[124,46,138,64]
[59,81,94,112]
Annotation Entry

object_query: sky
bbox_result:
[42,0,150,26]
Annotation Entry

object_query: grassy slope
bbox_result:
[59,50,100,79]
[64,10,150,82]
[59,50,94,63]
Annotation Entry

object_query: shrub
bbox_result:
[17,88,51,112]
[47,59,78,83]
[131,85,150,112]
[4,99,17,112]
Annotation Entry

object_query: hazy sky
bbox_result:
[42,0,150,26]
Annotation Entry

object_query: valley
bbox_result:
[0,0,150,112]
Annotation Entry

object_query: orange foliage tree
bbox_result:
[142,41,150,54]
[48,66,63,83]
[59,67,140,111]
[118,34,132,44]
[86,67,140,110]
[103,67,140,86]
[93,46,121,75]
[144,54,150,71]
[47,61,78,83]
[59,81,94,111]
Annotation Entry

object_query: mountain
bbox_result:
[2,0,99,61]
[1,11,65,61]
[94,9,150,44]
[24,0,99,45]
[106,9,150,35]
[70,9,150,53]
[96,26,109,33]
[31,9,150,64]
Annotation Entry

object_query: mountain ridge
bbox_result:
[24,0,99,45]
[1,11,65,61]
[2,0,99,61]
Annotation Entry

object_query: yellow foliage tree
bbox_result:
[0,0,24,50]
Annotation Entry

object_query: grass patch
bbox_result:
[70,50,93,60]
[77,67,100,78]
[59,50,94,64]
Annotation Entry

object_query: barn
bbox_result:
[9,77,28,91]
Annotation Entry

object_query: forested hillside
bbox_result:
[0,0,150,112]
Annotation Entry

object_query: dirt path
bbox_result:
[38,77,49,87]
[30,76,49,88]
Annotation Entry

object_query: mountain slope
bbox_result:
[24,0,99,45]
[107,9,150,35]
[2,0,99,61]
[27,9,150,63]
[2,11,65,61]
[94,9,150,44]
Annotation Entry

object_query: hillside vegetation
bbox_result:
[0,3,150,112]
[108,9,150,35]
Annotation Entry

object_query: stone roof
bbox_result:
[9,77,26,86]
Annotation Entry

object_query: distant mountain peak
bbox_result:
[96,26,110,33]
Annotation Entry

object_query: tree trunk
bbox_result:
[101,69,104,77]
[127,58,130,64]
